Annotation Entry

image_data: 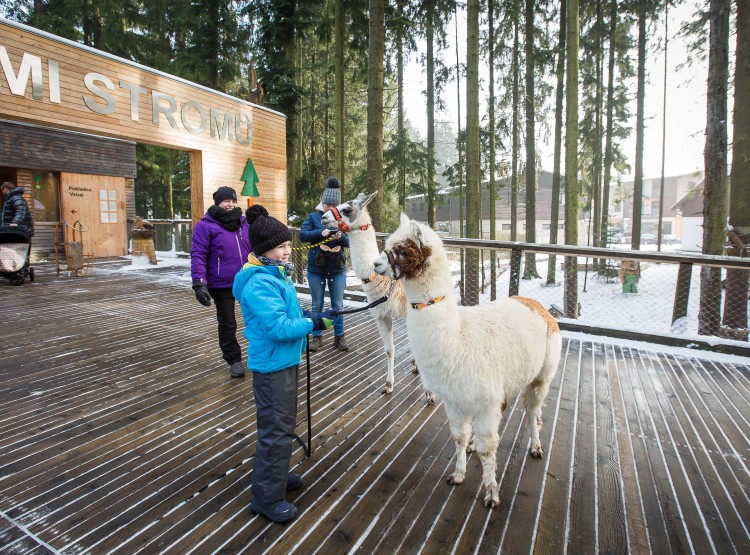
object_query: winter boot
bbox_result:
[286,472,303,491]
[333,334,349,351]
[250,498,297,523]
[309,335,323,352]
[230,361,245,378]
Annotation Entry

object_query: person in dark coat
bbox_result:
[1,181,34,237]
[299,176,351,352]
[190,186,251,378]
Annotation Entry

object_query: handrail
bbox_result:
[290,227,750,270]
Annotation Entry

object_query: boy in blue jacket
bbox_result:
[233,205,333,523]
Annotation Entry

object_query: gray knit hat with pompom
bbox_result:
[321,176,341,206]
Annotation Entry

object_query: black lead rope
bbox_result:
[293,338,313,457]
[295,277,396,456]
[330,278,397,316]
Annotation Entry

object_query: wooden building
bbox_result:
[0,18,286,261]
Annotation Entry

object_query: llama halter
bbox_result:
[328,206,371,233]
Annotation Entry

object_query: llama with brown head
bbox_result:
[373,213,562,507]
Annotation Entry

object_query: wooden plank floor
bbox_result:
[1,262,749,554]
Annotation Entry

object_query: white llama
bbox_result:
[373,214,562,508]
[321,193,434,403]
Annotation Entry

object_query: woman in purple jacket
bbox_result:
[190,187,251,378]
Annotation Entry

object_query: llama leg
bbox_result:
[375,315,395,394]
[445,407,472,486]
[522,378,551,458]
[523,335,562,458]
[474,411,502,507]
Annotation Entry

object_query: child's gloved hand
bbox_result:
[312,316,333,331]
[320,309,337,319]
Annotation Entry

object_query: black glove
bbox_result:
[192,282,211,307]
[320,309,337,319]
[312,316,333,332]
[303,309,333,331]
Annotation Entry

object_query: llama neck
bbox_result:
[347,225,381,280]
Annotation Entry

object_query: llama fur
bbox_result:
[321,193,434,403]
[373,214,562,508]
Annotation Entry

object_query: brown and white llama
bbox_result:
[373,214,562,507]
[321,193,434,403]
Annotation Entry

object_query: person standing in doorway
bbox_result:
[299,176,350,352]
[190,186,251,378]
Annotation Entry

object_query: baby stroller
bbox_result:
[0,226,34,285]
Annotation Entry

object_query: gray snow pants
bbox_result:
[251,365,299,504]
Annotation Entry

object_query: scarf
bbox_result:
[207,205,242,231]
[257,254,295,278]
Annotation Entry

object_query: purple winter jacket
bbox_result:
[190,213,251,289]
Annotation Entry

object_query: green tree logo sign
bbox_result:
[241,158,259,197]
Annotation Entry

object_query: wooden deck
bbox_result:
[1,262,749,554]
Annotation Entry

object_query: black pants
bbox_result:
[208,287,242,366]
[252,365,299,504]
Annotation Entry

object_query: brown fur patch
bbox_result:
[390,238,432,279]
[511,296,560,336]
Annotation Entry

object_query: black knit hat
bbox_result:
[321,176,341,205]
[246,205,293,255]
[213,186,237,204]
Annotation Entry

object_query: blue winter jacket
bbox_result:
[299,210,350,276]
[190,212,251,289]
[233,256,315,373]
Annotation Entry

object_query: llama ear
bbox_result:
[360,191,377,208]
[356,192,366,201]
[399,213,411,227]
[410,221,423,247]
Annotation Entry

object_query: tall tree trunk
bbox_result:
[489,0,497,300]
[465,0,481,306]
[286,27,297,207]
[632,6,646,250]
[592,0,603,256]
[397,0,407,210]
[601,0,616,256]
[523,0,539,278]
[564,0,579,318]
[455,10,465,302]
[367,0,385,229]
[722,0,750,338]
[547,0,566,285]
[657,5,668,251]
[208,0,219,89]
[426,1,436,228]
[335,0,346,189]
[511,2,520,242]
[699,0,730,335]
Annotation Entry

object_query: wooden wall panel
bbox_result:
[0,19,287,225]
